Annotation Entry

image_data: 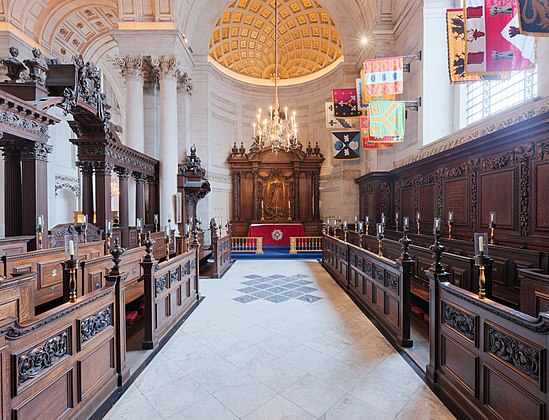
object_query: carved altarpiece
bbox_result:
[227,142,324,237]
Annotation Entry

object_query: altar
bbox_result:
[248,223,305,246]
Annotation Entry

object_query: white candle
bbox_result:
[261,200,264,209]
[435,218,440,230]
[38,215,43,226]
[490,212,495,224]
[403,217,409,228]
[416,213,420,221]
[82,214,87,224]
[288,201,291,209]
[107,220,112,233]
[377,223,382,235]
[137,218,142,229]
[448,211,454,222]
[478,235,484,253]
[395,213,399,220]
[69,240,75,257]
[365,216,369,223]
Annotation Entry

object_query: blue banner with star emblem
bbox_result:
[332,131,360,160]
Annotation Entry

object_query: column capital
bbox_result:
[1,140,21,160]
[95,162,115,175]
[116,167,133,179]
[151,55,181,81]
[133,172,147,183]
[146,175,158,186]
[177,72,193,95]
[76,161,95,173]
[116,55,144,82]
[19,141,52,162]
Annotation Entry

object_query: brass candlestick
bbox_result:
[37,226,44,250]
[65,256,79,303]
[137,230,142,247]
[365,222,369,236]
[475,254,489,299]
[448,221,454,239]
[106,232,112,252]
[165,236,171,261]
[490,222,496,245]
[378,236,383,256]
[82,225,87,243]
[416,220,421,235]
[395,219,399,232]
[261,206,265,221]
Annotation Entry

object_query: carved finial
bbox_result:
[429,228,445,273]
[109,238,125,276]
[232,142,239,155]
[32,48,42,59]
[306,142,313,155]
[190,144,197,157]
[239,142,246,156]
[143,231,155,262]
[399,225,412,261]
[314,142,320,155]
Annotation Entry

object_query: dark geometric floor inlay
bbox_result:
[234,274,322,304]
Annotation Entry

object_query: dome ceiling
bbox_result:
[208,0,343,82]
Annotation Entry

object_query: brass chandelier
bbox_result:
[252,0,299,154]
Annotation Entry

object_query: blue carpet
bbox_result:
[231,246,322,260]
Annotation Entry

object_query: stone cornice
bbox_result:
[395,98,549,169]
[320,170,362,182]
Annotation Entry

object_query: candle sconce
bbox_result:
[154,214,159,232]
[36,214,44,250]
[377,223,384,256]
[474,232,490,299]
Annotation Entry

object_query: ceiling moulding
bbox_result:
[394,98,549,169]
[208,55,344,87]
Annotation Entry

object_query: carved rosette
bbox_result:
[487,325,539,380]
[443,303,475,341]
[116,55,144,82]
[18,330,69,385]
[80,306,112,343]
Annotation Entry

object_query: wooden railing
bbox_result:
[323,234,414,347]
[231,237,263,254]
[141,247,199,349]
[289,236,322,254]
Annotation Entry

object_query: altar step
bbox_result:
[231,246,322,260]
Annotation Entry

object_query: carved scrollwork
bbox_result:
[55,175,80,197]
[443,303,475,341]
[18,330,68,385]
[374,266,385,284]
[81,306,112,343]
[19,141,52,162]
[387,274,399,292]
[170,270,179,284]
[380,182,391,221]
[151,55,181,80]
[487,325,539,380]
[156,275,167,294]
[116,55,143,82]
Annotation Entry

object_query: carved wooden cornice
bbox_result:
[0,90,59,142]
[395,98,549,169]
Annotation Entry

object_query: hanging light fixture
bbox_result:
[252,0,299,155]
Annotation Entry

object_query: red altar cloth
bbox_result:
[247,223,305,246]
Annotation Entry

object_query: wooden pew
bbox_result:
[323,234,414,347]
[0,285,119,419]
[2,241,105,307]
[0,236,35,257]
[79,246,146,303]
[519,269,549,317]
[211,232,233,279]
[428,277,549,419]
[384,229,549,308]
[141,247,199,349]
[0,272,36,322]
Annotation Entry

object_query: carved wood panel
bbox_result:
[480,169,516,228]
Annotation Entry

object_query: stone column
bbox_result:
[134,172,146,226]
[116,168,132,246]
[152,56,180,227]
[2,141,22,236]
[20,141,52,237]
[94,162,114,231]
[78,162,95,220]
[117,55,145,152]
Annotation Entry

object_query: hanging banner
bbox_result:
[464,0,536,74]
[332,88,362,117]
[447,8,510,82]
[332,131,361,159]
[356,77,369,110]
[362,57,404,97]
[325,102,360,129]
[369,101,406,138]
[516,0,549,36]
[359,117,395,149]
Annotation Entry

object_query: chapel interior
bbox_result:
[0,0,548,419]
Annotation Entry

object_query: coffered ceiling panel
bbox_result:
[208,0,343,81]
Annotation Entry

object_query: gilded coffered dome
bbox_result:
[208,0,343,83]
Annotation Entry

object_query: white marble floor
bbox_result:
[104,259,455,420]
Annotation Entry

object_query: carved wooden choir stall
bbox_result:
[0,49,200,419]
[322,108,549,420]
